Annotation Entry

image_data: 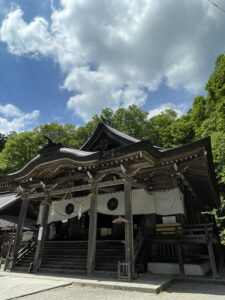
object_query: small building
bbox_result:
[0,121,221,279]
[0,193,37,267]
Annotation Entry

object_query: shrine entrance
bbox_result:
[46,212,126,241]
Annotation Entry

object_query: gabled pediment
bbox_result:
[81,122,140,151]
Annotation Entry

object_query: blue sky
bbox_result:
[0,0,224,134]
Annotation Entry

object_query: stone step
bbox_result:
[42,257,87,262]
[16,240,125,274]
[40,264,87,270]
[42,255,87,259]
[14,266,30,272]
[39,267,86,275]
[16,263,31,267]
[44,245,87,250]
[43,247,123,251]
[95,266,117,271]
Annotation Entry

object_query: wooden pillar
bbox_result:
[217,243,224,274]
[87,183,98,275]
[124,180,134,280]
[207,239,219,278]
[33,191,51,272]
[11,192,29,270]
[176,240,184,275]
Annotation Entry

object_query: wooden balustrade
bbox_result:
[145,222,218,278]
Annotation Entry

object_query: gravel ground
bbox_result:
[15,282,225,300]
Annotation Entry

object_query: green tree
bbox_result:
[113,105,151,140]
[0,133,7,151]
[33,123,78,148]
[150,109,178,147]
[203,54,225,132]
[0,132,40,173]
[170,115,195,146]
[210,132,225,185]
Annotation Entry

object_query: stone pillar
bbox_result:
[33,191,51,272]
[124,180,134,280]
[87,183,98,275]
[11,192,29,270]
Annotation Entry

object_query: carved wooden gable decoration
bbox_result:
[81,122,140,152]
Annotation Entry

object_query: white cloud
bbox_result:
[0,103,23,117]
[0,1,225,120]
[65,66,147,120]
[0,8,53,58]
[0,104,39,134]
[148,103,186,119]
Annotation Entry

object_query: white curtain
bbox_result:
[37,188,184,224]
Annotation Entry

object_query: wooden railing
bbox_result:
[4,232,37,271]
[149,241,177,260]
[17,233,37,263]
[155,223,214,237]
[145,222,219,277]
[182,223,214,236]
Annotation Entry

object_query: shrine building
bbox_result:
[0,121,221,280]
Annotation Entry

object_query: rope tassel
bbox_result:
[78,204,82,220]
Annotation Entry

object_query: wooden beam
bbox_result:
[96,161,152,176]
[27,179,125,200]
[40,173,88,186]
[33,191,51,272]
[87,183,98,275]
[11,192,29,270]
[124,180,135,280]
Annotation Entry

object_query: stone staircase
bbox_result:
[95,240,125,272]
[15,240,125,275]
[40,241,88,274]
[14,246,36,272]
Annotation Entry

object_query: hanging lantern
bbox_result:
[112,216,128,224]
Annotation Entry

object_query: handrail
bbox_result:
[3,232,37,271]
[182,223,213,236]
[17,233,37,262]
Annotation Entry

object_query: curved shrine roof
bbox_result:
[80,122,140,150]
[0,121,220,209]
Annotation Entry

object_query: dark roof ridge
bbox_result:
[161,137,211,157]
[80,121,140,151]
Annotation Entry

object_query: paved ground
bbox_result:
[0,274,71,300]
[0,271,172,299]
[0,272,172,300]
[1,271,225,300]
[15,281,225,300]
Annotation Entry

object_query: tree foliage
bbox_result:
[0,132,40,174]
[1,54,225,181]
[1,53,225,238]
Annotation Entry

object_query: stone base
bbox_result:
[147,261,211,276]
